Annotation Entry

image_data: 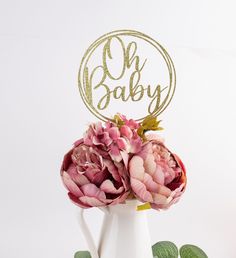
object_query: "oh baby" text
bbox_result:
[83,36,167,114]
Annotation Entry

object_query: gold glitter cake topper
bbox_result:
[78,29,176,122]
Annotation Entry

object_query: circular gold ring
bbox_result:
[78,29,176,122]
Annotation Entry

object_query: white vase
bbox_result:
[77,200,153,258]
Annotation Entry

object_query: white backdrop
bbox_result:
[1,0,236,257]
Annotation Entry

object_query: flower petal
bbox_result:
[131,178,153,202]
[68,192,90,208]
[153,165,165,185]
[156,184,172,197]
[74,138,84,147]
[61,149,73,172]
[92,122,103,135]
[102,132,113,146]
[67,164,90,186]
[103,159,120,182]
[120,150,129,168]
[143,154,156,176]
[129,156,145,181]
[143,173,159,193]
[109,144,122,162]
[100,180,124,194]
[108,127,120,140]
[153,193,168,205]
[129,138,142,153]
[116,137,128,150]
[61,171,83,197]
[120,125,133,138]
[92,136,105,146]
[81,183,106,200]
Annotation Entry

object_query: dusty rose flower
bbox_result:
[61,139,130,208]
[129,136,187,210]
[83,114,142,164]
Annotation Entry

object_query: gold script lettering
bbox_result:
[103,37,126,80]
[83,36,167,114]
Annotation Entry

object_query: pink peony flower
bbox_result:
[129,136,187,210]
[61,139,130,208]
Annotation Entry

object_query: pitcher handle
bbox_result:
[77,207,109,258]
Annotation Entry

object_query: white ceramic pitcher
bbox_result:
[77,200,153,258]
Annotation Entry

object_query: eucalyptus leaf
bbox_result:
[74,251,91,258]
[180,244,208,258]
[152,241,178,258]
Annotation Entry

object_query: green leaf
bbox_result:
[180,244,208,258]
[152,241,178,258]
[74,251,91,258]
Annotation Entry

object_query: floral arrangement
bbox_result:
[61,114,186,211]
